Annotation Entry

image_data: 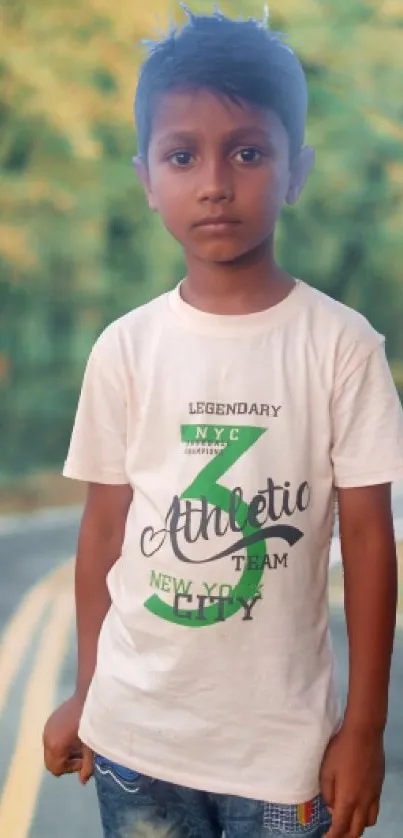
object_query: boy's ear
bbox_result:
[285,146,315,206]
[132,156,158,211]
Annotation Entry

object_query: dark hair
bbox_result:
[134,6,308,162]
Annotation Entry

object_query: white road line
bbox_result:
[0,563,72,720]
[0,573,74,837]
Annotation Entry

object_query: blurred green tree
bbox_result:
[0,0,402,479]
[0,0,180,477]
[272,0,403,359]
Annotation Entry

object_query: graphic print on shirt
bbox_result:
[140,421,310,628]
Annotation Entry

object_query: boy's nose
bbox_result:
[196,162,235,204]
[197,183,235,203]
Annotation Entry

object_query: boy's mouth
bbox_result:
[193,216,241,232]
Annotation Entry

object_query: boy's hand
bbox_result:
[320,724,385,837]
[43,693,94,784]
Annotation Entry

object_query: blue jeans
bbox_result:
[94,755,332,838]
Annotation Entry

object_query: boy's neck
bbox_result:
[181,241,295,315]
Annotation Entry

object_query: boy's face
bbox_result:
[135,89,313,265]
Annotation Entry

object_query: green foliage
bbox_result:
[271,0,403,357]
[1,0,403,479]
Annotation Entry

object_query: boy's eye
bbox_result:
[234,147,263,164]
[169,151,194,167]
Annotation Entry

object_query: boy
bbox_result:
[43,9,403,838]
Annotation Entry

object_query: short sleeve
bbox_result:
[63,332,129,485]
[331,343,403,488]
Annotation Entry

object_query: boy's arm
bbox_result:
[44,327,132,781]
[321,482,397,838]
[75,481,133,700]
[43,481,132,780]
[339,483,397,735]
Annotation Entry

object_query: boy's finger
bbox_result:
[45,754,73,777]
[367,800,380,827]
[326,803,353,838]
[79,746,94,784]
[320,771,335,813]
[64,758,83,775]
[350,808,367,838]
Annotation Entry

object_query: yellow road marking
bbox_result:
[0,562,73,720]
[0,564,75,837]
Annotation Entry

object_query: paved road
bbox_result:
[0,497,402,837]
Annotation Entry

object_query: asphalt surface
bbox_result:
[0,501,402,837]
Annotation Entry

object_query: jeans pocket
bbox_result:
[94,756,177,828]
[263,795,329,835]
[94,755,142,792]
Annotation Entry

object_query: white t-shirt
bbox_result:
[64,280,403,805]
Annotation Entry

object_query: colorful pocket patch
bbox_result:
[297,800,315,826]
[263,795,321,833]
